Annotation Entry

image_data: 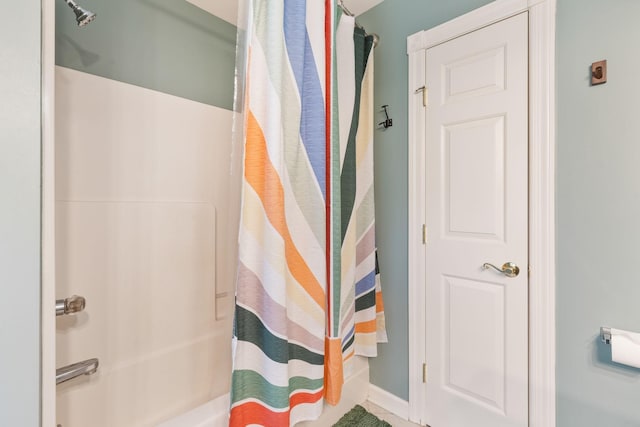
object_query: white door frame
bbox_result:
[41,0,56,424]
[407,0,556,426]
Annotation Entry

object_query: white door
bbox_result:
[424,13,528,427]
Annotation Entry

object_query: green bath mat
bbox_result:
[333,405,392,427]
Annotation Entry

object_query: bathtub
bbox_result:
[157,357,370,427]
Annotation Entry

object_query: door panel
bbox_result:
[444,46,505,102]
[445,116,505,238]
[424,13,528,427]
[445,275,505,411]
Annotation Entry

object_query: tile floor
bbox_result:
[361,401,422,427]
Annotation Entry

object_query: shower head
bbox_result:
[63,0,96,27]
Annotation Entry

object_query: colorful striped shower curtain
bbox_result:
[230,2,386,426]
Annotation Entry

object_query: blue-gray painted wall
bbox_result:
[556,0,640,425]
[56,0,237,109]
[358,0,494,401]
[0,1,42,425]
[362,0,640,422]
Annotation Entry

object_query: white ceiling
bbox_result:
[184,0,383,25]
[342,0,384,16]
[185,0,238,24]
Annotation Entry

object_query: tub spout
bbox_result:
[56,358,99,385]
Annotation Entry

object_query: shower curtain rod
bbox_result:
[337,0,380,47]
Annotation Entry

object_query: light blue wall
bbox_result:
[0,1,42,425]
[556,0,640,425]
[56,0,237,109]
[358,0,493,400]
[362,0,640,418]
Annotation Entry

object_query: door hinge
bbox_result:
[422,363,428,383]
[422,224,427,244]
[415,86,427,107]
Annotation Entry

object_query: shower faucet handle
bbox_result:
[56,295,86,316]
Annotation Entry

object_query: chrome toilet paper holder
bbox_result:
[601,327,612,345]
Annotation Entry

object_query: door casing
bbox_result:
[42,0,56,424]
[407,0,556,425]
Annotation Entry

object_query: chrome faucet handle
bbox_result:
[56,295,86,316]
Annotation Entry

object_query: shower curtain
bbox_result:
[230,2,386,426]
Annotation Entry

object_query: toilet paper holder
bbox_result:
[601,327,612,345]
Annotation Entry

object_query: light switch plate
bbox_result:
[591,60,607,85]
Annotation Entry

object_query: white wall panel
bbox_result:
[55,66,237,426]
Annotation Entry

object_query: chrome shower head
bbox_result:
[63,0,96,27]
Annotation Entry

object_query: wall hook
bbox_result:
[378,105,393,129]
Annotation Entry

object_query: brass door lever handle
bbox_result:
[482,262,520,278]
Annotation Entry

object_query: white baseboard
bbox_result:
[367,384,410,421]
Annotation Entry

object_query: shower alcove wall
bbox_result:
[53,66,238,426]
[45,1,243,424]
[43,1,379,425]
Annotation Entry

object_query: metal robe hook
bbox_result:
[379,105,393,129]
